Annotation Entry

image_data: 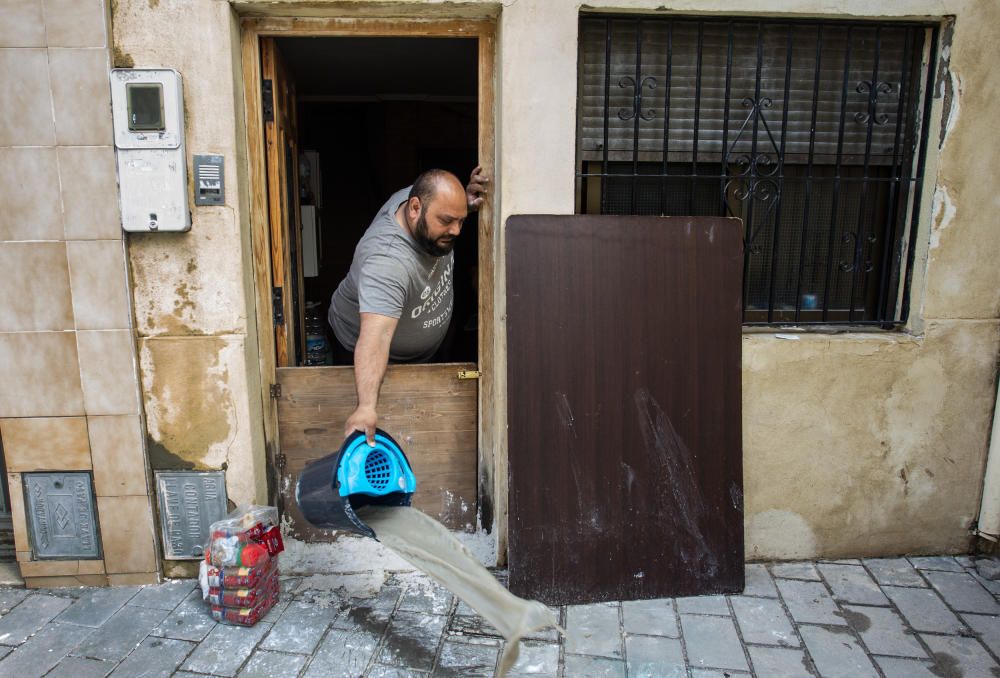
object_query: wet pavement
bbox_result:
[1,555,1000,676]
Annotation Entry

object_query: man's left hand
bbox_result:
[466,165,489,212]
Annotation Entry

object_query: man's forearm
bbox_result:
[345,313,398,442]
[354,330,389,409]
[353,312,396,410]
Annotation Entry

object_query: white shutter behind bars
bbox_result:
[578,19,919,166]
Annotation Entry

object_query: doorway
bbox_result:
[242,20,496,541]
[288,36,480,367]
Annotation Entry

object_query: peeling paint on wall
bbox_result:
[139,337,235,469]
[112,46,135,68]
[146,437,197,470]
[929,185,955,251]
[918,1,1000,319]
[935,18,958,149]
[127,220,246,337]
[137,333,260,507]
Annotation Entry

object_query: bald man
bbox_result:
[329,167,488,444]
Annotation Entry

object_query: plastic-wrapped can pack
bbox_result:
[206,505,283,567]
[210,575,280,626]
[199,504,284,627]
[207,570,279,607]
[202,552,276,590]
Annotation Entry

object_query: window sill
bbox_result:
[741,326,923,344]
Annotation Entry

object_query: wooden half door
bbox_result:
[275,364,479,540]
[262,37,305,368]
[505,215,745,605]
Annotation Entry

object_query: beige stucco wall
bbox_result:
[111,0,268,540]
[100,0,1000,564]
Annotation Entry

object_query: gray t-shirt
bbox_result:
[328,187,454,363]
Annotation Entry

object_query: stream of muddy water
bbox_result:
[356,505,562,675]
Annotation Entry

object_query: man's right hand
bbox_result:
[345,405,378,446]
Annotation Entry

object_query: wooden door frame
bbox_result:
[239,16,500,544]
[260,38,305,370]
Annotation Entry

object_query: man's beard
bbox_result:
[414,209,455,257]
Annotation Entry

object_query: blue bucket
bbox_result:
[295,428,416,538]
[337,432,417,497]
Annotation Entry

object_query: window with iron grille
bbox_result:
[576,16,938,326]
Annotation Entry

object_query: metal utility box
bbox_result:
[23,473,101,559]
[110,68,190,232]
[155,471,228,559]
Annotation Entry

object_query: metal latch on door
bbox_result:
[457,370,481,380]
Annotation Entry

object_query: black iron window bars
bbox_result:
[576,16,938,327]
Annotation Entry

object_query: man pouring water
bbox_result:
[328,167,488,445]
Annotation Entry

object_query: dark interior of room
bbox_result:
[279,36,480,365]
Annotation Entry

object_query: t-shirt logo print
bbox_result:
[409,261,453,324]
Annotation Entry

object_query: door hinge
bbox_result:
[457,370,481,380]
[269,383,282,398]
[272,286,284,326]
[262,79,274,123]
[276,452,287,472]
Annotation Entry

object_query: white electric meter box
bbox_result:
[110,69,190,232]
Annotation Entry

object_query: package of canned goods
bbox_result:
[210,576,280,626]
[201,554,277,590]
[206,504,284,567]
[207,570,279,607]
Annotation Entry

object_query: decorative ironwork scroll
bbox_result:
[855,80,894,126]
[617,75,657,121]
[724,97,783,254]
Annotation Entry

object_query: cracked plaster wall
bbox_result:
[110,0,1000,561]
[111,0,267,521]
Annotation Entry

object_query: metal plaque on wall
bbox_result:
[155,471,228,559]
[24,473,101,559]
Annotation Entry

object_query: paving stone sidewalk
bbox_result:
[1,555,999,677]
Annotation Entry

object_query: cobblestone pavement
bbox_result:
[1,555,1000,677]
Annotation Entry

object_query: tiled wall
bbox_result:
[0,0,158,587]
